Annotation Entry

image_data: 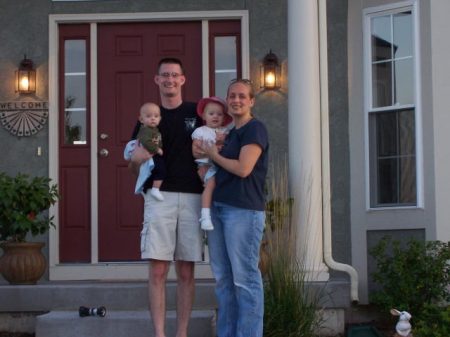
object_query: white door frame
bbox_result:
[48,10,249,281]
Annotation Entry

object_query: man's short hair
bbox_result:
[158,57,185,74]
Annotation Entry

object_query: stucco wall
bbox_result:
[0,0,289,172]
[0,1,54,269]
[0,0,52,178]
[327,0,351,271]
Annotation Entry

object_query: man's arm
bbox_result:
[129,145,152,176]
[192,139,206,159]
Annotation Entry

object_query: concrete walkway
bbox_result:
[35,310,215,337]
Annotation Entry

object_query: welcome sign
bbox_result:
[0,101,49,137]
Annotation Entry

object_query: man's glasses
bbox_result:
[229,78,253,85]
[158,72,183,79]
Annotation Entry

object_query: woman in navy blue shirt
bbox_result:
[202,79,269,337]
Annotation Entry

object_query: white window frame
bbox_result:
[363,0,423,210]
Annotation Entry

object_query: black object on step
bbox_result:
[79,306,107,317]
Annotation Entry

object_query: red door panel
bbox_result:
[59,166,91,262]
[97,22,202,261]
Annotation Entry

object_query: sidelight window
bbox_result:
[64,39,88,145]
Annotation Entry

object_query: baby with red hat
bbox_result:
[192,96,233,230]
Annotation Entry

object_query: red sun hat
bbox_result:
[197,96,232,126]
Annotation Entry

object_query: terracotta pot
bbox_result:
[0,242,46,285]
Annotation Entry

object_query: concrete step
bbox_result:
[0,280,217,312]
[0,279,350,313]
[35,310,216,337]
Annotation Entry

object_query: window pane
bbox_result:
[399,109,415,155]
[370,109,416,206]
[65,40,86,73]
[65,76,87,108]
[393,11,412,58]
[372,62,392,107]
[371,16,392,62]
[394,58,414,105]
[64,39,87,145]
[371,11,414,109]
[215,36,237,98]
[376,112,397,156]
[378,158,397,204]
[215,36,237,68]
[64,110,87,144]
[215,73,235,99]
[399,156,416,203]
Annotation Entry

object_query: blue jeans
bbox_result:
[208,202,265,337]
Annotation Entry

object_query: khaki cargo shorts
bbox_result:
[141,191,202,261]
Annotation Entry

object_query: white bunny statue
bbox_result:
[390,309,412,337]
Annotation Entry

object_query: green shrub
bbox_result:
[0,173,59,242]
[369,236,450,318]
[413,304,450,337]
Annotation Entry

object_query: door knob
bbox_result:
[99,148,109,157]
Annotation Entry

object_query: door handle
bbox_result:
[99,148,109,157]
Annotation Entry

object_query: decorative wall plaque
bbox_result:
[0,101,49,137]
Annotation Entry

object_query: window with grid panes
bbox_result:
[366,5,417,207]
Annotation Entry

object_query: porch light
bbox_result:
[260,50,280,90]
[16,55,36,94]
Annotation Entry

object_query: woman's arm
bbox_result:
[204,143,262,178]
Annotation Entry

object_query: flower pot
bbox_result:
[0,242,46,285]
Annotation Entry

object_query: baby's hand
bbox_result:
[215,130,226,147]
[201,139,219,158]
[157,148,163,156]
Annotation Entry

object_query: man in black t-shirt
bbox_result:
[129,58,202,337]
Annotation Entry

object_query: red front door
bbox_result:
[96,22,202,261]
[58,22,202,262]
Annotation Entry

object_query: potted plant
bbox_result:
[0,172,59,284]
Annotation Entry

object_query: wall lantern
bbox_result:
[16,55,36,94]
[260,50,281,90]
